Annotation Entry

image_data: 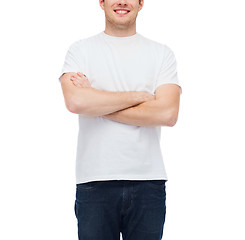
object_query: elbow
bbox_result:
[67,101,96,117]
[65,97,84,114]
[167,117,178,127]
[161,109,178,127]
[65,100,77,113]
[67,103,78,114]
[168,110,179,127]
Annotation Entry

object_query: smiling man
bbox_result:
[59,0,182,239]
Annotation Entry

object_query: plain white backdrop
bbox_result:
[0,0,244,239]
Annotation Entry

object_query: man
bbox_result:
[59,0,182,239]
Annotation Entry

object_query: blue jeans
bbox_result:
[75,180,167,240]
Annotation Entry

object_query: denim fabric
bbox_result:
[75,180,167,240]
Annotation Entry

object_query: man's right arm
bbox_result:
[59,72,154,117]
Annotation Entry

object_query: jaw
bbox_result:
[104,7,139,30]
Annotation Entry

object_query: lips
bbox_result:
[114,9,130,15]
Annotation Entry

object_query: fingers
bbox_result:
[70,73,91,88]
[77,72,86,78]
[77,72,90,88]
[71,78,82,87]
[70,75,82,87]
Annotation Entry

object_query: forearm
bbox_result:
[72,88,147,117]
[102,99,173,127]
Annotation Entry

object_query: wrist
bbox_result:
[133,91,147,104]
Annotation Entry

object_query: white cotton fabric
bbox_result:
[59,31,182,184]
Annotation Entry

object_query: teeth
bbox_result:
[116,10,128,14]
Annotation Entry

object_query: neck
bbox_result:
[104,22,137,37]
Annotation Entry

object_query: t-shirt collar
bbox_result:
[101,31,140,41]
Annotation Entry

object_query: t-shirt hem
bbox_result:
[76,175,168,184]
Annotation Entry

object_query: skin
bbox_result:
[70,73,92,88]
[70,0,145,87]
[99,0,144,37]
[69,0,180,126]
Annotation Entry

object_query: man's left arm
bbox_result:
[102,83,181,127]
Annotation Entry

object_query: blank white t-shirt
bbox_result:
[59,31,182,184]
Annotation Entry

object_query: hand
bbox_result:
[70,72,92,88]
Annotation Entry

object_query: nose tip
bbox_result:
[118,2,127,5]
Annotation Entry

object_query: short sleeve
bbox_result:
[155,45,182,94]
[58,41,81,82]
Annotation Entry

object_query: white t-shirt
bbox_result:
[59,31,182,184]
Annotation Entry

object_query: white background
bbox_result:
[1,0,244,239]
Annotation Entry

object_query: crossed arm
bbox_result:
[62,72,181,127]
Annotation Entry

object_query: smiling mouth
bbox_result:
[114,10,130,16]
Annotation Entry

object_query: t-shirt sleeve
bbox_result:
[155,45,182,94]
[58,41,81,82]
